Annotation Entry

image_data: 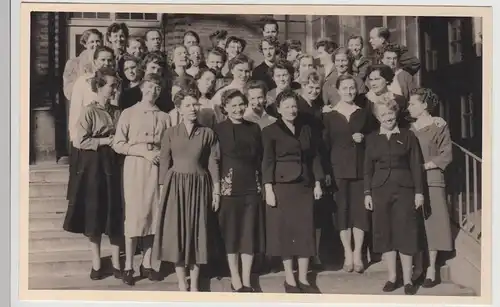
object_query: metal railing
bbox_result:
[446,142,482,243]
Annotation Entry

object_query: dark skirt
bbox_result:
[371,182,419,255]
[334,178,369,231]
[66,143,78,201]
[266,181,316,258]
[153,170,211,265]
[63,146,124,238]
[218,194,265,255]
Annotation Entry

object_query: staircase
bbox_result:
[28,163,477,295]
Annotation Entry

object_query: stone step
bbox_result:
[30,197,68,214]
[30,182,68,198]
[30,212,66,232]
[28,269,476,296]
[29,230,111,253]
[30,165,69,183]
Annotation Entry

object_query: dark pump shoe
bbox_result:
[90,268,104,280]
[231,284,246,292]
[113,267,122,279]
[298,281,319,293]
[139,265,162,281]
[404,283,418,295]
[284,281,301,293]
[122,269,135,286]
[382,280,399,292]
[421,278,438,288]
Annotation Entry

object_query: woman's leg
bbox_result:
[426,250,438,280]
[109,236,122,271]
[297,257,310,285]
[282,257,296,286]
[400,252,414,285]
[124,237,137,271]
[227,253,243,290]
[141,235,154,268]
[383,251,397,282]
[89,235,102,270]
[352,227,365,267]
[175,265,188,291]
[339,229,353,268]
[189,264,200,291]
[241,253,254,288]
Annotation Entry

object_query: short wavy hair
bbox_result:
[225,36,247,52]
[270,60,294,78]
[207,47,227,63]
[93,46,115,60]
[335,74,357,90]
[275,88,300,109]
[106,22,129,41]
[410,87,441,113]
[373,97,400,117]
[244,79,268,96]
[90,67,120,93]
[365,64,395,83]
[173,87,201,108]
[219,88,248,116]
[382,43,403,59]
[209,30,228,47]
[299,68,323,86]
[80,28,103,47]
[259,36,281,54]
[228,53,254,71]
[315,37,338,54]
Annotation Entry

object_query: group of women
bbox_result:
[61,18,454,295]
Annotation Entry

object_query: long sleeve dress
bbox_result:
[63,102,123,238]
[112,102,171,238]
[154,123,220,265]
[261,118,324,258]
[214,119,265,255]
[411,122,453,251]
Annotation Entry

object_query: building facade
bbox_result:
[29,12,483,164]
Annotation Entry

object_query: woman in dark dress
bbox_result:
[322,74,372,273]
[214,89,265,292]
[262,89,324,293]
[154,88,221,292]
[63,67,123,281]
[118,54,143,110]
[363,99,424,295]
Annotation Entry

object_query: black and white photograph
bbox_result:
[24,3,489,302]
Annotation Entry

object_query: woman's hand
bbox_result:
[314,184,323,200]
[424,161,438,170]
[265,187,276,207]
[144,150,160,165]
[212,192,220,212]
[99,136,113,147]
[415,193,424,209]
[352,133,364,143]
[322,105,335,113]
[364,195,373,211]
[325,175,332,187]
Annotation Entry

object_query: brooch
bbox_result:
[396,140,403,145]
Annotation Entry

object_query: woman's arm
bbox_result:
[158,129,173,185]
[74,108,106,150]
[429,123,453,171]
[207,131,221,194]
[408,131,424,195]
[261,127,276,186]
[363,135,375,196]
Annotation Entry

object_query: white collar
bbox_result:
[379,126,400,136]
[366,90,395,104]
[333,101,361,112]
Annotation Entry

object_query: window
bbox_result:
[424,32,437,71]
[448,19,463,64]
[115,13,160,21]
[461,94,474,139]
[69,12,111,19]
